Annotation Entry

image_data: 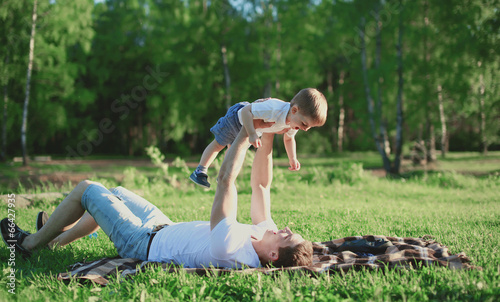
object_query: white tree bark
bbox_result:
[1,55,8,161]
[437,84,447,157]
[337,71,345,153]
[21,0,38,166]
[394,0,404,174]
[478,61,487,155]
[221,45,232,109]
[360,17,391,173]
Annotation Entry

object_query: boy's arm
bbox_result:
[240,105,262,148]
[284,134,300,171]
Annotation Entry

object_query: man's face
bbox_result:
[262,227,305,250]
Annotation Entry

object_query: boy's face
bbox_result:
[288,106,320,131]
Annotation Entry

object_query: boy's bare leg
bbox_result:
[251,133,275,225]
[49,212,99,248]
[199,139,226,168]
[21,180,92,250]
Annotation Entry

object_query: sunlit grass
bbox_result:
[0,154,499,301]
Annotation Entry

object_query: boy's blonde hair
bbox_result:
[290,88,328,126]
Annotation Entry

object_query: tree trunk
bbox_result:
[262,2,272,98]
[478,62,487,155]
[220,44,232,109]
[326,70,336,151]
[422,0,435,163]
[275,22,281,95]
[337,70,345,153]
[383,123,391,155]
[21,0,38,166]
[437,84,447,158]
[393,0,404,174]
[428,124,436,161]
[359,17,391,174]
[375,3,391,157]
[375,2,385,150]
[1,55,8,162]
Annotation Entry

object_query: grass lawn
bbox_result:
[0,152,499,301]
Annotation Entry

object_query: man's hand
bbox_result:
[253,119,274,129]
[275,128,290,135]
[249,119,273,149]
[288,158,301,171]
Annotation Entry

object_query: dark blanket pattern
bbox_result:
[57,235,480,286]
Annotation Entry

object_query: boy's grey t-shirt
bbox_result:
[147,218,278,269]
[237,98,298,137]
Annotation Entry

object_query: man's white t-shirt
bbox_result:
[237,98,298,137]
[147,218,278,268]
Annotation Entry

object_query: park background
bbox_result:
[0,0,498,175]
[0,1,500,301]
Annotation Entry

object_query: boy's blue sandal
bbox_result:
[1,218,32,258]
[189,171,211,188]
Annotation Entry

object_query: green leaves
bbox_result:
[1,0,498,159]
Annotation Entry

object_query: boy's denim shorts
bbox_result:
[210,102,250,146]
[81,184,173,260]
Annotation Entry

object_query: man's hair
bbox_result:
[271,240,314,268]
[290,88,328,126]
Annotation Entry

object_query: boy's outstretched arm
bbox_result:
[284,134,300,171]
[240,105,262,149]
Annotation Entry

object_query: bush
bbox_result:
[122,167,149,188]
[328,162,365,185]
[299,162,366,186]
[145,145,169,176]
[419,171,500,189]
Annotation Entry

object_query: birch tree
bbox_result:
[360,16,391,173]
[393,0,404,174]
[21,0,38,166]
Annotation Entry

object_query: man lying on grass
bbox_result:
[1,127,313,268]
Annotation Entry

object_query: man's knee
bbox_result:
[216,169,234,187]
[75,180,106,199]
[77,180,99,190]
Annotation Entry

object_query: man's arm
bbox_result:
[250,133,275,225]
[210,128,250,230]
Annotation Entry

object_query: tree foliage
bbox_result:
[1,0,498,163]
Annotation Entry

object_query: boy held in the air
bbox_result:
[190,88,328,188]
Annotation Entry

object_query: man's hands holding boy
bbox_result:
[249,119,274,149]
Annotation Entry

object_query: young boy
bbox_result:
[190,88,328,188]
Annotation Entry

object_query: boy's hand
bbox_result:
[288,158,301,171]
[249,133,262,148]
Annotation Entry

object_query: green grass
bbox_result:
[0,153,499,301]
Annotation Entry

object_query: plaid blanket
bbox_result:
[57,235,480,286]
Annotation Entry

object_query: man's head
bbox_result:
[258,227,313,267]
[289,88,328,131]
